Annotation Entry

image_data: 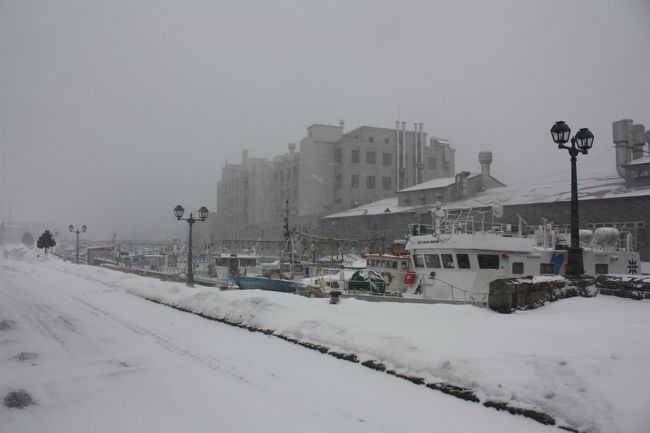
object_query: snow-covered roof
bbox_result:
[623,155,650,166]
[325,173,650,219]
[399,176,455,192]
[399,173,484,193]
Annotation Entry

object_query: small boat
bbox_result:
[233,274,307,293]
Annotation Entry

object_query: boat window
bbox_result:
[477,254,499,269]
[240,258,256,266]
[392,261,398,269]
[441,254,454,269]
[512,262,524,274]
[595,263,608,274]
[413,254,425,268]
[424,254,441,268]
[401,261,408,270]
[380,260,386,267]
[216,258,229,266]
[456,254,470,269]
[540,263,555,274]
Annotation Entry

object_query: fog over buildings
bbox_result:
[1,0,649,240]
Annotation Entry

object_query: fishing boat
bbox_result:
[234,200,309,294]
[366,206,641,304]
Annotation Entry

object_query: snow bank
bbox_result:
[5,252,650,433]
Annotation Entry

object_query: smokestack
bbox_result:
[418,123,424,184]
[413,122,418,186]
[395,121,400,190]
[401,121,406,188]
[288,143,296,154]
[478,151,493,189]
[242,149,249,163]
[613,119,634,179]
[632,124,646,160]
[339,119,345,132]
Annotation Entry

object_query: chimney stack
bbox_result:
[613,119,634,179]
[479,151,493,189]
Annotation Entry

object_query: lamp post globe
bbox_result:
[551,121,594,278]
[550,121,571,145]
[198,206,209,220]
[575,128,594,152]
[69,225,73,233]
[174,205,184,219]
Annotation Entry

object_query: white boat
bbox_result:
[366,207,641,304]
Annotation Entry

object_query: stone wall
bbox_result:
[488,276,596,314]
[594,274,650,299]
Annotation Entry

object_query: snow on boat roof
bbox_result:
[325,173,650,219]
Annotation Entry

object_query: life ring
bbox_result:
[381,271,393,285]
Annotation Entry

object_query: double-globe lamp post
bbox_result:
[69,224,87,264]
[174,205,208,287]
[550,121,595,277]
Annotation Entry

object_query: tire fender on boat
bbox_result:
[381,271,393,286]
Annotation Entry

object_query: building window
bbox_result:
[293,165,298,177]
[456,254,471,269]
[512,262,524,274]
[369,136,374,143]
[478,254,499,269]
[382,176,392,190]
[595,263,609,274]
[385,138,390,144]
[366,176,376,189]
[540,263,555,274]
[366,151,376,164]
[334,148,342,163]
[428,157,436,170]
[351,150,360,163]
[441,254,455,269]
[335,174,342,189]
[351,175,359,188]
[442,160,450,171]
[382,153,392,166]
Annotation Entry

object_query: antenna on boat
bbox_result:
[516,213,527,236]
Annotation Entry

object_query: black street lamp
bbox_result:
[550,121,594,277]
[174,205,209,287]
[68,224,87,264]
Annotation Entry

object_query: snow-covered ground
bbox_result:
[2,245,649,433]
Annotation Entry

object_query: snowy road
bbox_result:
[0,254,556,433]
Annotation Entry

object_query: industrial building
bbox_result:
[213,121,455,243]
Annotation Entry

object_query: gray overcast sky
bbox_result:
[1,0,649,240]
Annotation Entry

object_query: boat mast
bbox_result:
[282,199,294,278]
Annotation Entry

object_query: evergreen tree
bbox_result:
[21,232,34,247]
[36,230,56,253]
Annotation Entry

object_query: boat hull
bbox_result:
[234,275,304,293]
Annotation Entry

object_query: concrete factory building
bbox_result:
[214,121,455,242]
